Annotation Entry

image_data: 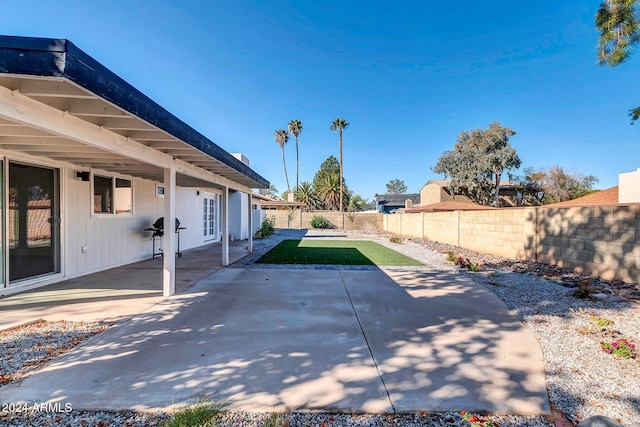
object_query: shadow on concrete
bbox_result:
[0,240,250,328]
[0,267,550,416]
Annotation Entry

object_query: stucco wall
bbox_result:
[419,183,472,206]
[619,168,640,203]
[383,205,640,283]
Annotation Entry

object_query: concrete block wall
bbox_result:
[537,205,640,283]
[383,204,640,284]
[458,208,537,260]
[423,211,460,246]
[267,210,383,232]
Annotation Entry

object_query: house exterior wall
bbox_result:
[64,167,158,279]
[3,155,233,293]
[619,168,640,203]
[383,205,640,283]
[67,169,228,279]
[419,182,471,206]
[252,209,266,236]
[229,191,249,240]
[173,187,224,250]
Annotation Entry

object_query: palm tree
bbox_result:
[274,129,291,193]
[330,117,349,212]
[288,119,303,191]
[315,173,340,210]
[294,181,320,210]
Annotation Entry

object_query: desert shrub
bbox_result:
[455,257,481,272]
[310,215,333,229]
[255,217,275,239]
[389,235,403,244]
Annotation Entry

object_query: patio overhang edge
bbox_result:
[0,35,269,190]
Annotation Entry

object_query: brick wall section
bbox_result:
[383,204,640,283]
[266,210,382,232]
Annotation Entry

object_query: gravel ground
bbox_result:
[0,320,111,386]
[2,228,639,426]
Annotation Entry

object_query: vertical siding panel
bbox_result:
[64,171,77,277]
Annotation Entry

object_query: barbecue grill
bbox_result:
[144,217,185,259]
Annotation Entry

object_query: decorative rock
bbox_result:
[608,295,629,303]
[591,293,609,300]
[561,282,579,288]
[577,415,623,427]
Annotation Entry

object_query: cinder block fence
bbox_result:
[266,210,383,232]
[383,205,640,284]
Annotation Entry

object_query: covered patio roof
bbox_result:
[0,35,267,296]
[0,35,268,190]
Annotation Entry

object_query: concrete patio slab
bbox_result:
[341,269,549,414]
[0,267,550,415]
[0,240,250,329]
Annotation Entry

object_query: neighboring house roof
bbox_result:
[405,201,496,213]
[251,192,274,202]
[422,179,518,190]
[0,35,268,189]
[260,200,307,209]
[375,193,420,205]
[252,193,306,209]
[549,186,620,207]
[423,179,450,188]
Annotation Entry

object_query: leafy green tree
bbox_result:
[288,119,303,190]
[432,121,521,206]
[312,156,349,210]
[385,179,408,194]
[518,166,599,204]
[596,0,640,121]
[517,166,547,205]
[348,194,372,211]
[294,181,320,209]
[313,156,340,185]
[330,117,350,212]
[267,184,280,199]
[542,166,599,204]
[274,129,291,192]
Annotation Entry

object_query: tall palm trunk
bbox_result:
[295,135,299,191]
[282,146,291,193]
[339,129,343,212]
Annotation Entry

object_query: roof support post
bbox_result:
[247,191,253,253]
[221,186,229,266]
[162,166,176,297]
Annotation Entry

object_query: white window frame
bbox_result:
[91,172,133,217]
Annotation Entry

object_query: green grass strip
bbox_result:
[256,239,423,266]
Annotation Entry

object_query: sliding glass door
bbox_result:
[8,162,60,282]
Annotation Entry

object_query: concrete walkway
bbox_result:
[0,266,550,415]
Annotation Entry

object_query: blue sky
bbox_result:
[2,1,638,199]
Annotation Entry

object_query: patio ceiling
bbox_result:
[0,36,268,190]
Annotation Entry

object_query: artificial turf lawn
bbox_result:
[255,239,424,266]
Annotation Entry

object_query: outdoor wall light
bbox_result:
[76,171,90,181]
